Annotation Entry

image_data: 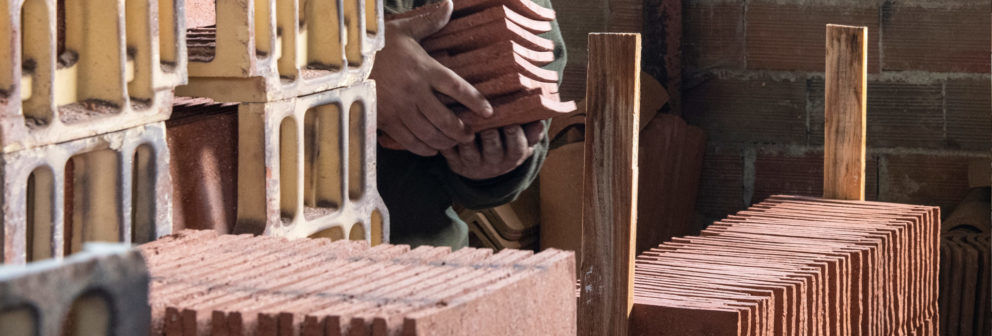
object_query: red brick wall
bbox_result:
[682,0,992,221]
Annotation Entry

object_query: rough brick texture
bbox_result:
[682,0,745,72]
[940,231,990,336]
[234,82,389,243]
[177,0,385,102]
[141,230,576,336]
[630,195,941,336]
[881,1,991,73]
[0,0,187,152]
[752,147,879,204]
[0,243,150,336]
[879,153,976,212]
[1,122,172,264]
[945,79,992,151]
[684,74,807,144]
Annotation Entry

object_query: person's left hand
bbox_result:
[440,121,545,180]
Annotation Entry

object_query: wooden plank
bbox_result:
[578,32,641,336]
[823,24,867,201]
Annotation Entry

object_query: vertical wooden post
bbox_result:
[579,32,641,336]
[823,24,867,201]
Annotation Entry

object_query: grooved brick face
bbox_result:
[881,2,992,73]
[140,230,576,336]
[746,1,880,73]
[684,76,806,144]
[752,148,879,204]
[945,79,992,151]
[682,0,745,71]
[879,153,975,212]
[695,144,745,220]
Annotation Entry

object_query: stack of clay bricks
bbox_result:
[939,232,990,336]
[0,0,185,264]
[383,0,575,136]
[140,229,576,335]
[0,243,151,335]
[629,195,940,336]
[173,0,390,242]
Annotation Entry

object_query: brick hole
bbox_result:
[157,0,178,71]
[131,144,156,244]
[347,101,364,200]
[62,290,112,336]
[343,0,362,66]
[64,148,122,255]
[363,0,377,34]
[26,165,55,261]
[279,116,300,223]
[310,225,345,241]
[348,222,365,240]
[275,0,298,80]
[184,0,217,63]
[123,0,154,111]
[304,0,346,73]
[19,0,55,127]
[0,305,38,336]
[56,0,126,125]
[0,0,12,99]
[254,0,273,59]
[370,209,383,246]
[303,104,343,220]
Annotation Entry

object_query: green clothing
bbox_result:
[377,0,567,248]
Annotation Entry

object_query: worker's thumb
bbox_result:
[392,0,452,40]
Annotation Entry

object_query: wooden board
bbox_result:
[578,32,641,336]
[823,24,867,201]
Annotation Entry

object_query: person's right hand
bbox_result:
[370,0,493,157]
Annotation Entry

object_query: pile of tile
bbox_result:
[939,231,990,336]
[387,0,575,136]
[141,230,576,335]
[629,195,940,336]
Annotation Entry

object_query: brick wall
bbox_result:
[682,0,992,221]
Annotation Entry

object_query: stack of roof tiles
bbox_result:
[390,0,575,134]
[939,231,989,336]
[140,230,576,335]
[629,195,941,336]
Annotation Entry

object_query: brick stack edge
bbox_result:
[629,195,940,336]
[0,243,150,335]
[939,232,990,336]
[141,229,576,335]
[384,0,576,143]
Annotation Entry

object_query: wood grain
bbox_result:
[823,24,867,201]
[578,33,641,336]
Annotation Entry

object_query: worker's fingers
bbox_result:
[383,123,438,156]
[523,121,545,146]
[400,106,459,150]
[417,93,474,143]
[480,129,504,166]
[458,141,483,166]
[503,125,528,162]
[428,65,493,118]
[391,0,452,40]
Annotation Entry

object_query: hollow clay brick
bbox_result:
[452,0,556,22]
[630,195,940,336]
[141,230,576,336]
[0,243,150,336]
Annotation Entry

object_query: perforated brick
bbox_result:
[234,81,389,243]
[175,0,385,102]
[0,243,150,336]
[1,122,172,264]
[0,0,187,153]
[141,230,576,335]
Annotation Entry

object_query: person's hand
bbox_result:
[371,0,493,157]
[440,122,545,180]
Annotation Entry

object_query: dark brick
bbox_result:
[809,78,944,148]
[945,79,992,151]
[746,1,880,73]
[695,144,745,220]
[683,0,745,71]
[881,2,991,73]
[685,74,807,144]
[879,153,977,212]
[752,146,879,203]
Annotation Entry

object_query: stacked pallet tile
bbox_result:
[0,0,186,263]
[939,231,990,336]
[382,0,575,142]
[629,195,940,336]
[173,0,390,242]
[0,243,150,335]
[140,229,576,335]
